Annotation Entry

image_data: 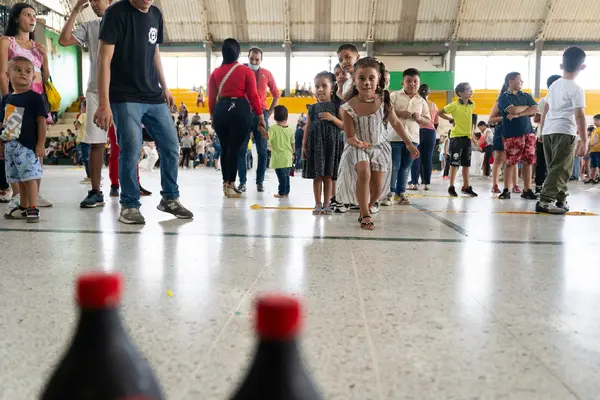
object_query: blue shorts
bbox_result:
[591,152,600,169]
[493,128,504,151]
[4,140,43,183]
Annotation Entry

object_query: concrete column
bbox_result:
[205,41,212,83]
[446,40,457,104]
[534,41,543,98]
[285,41,292,97]
[366,41,374,57]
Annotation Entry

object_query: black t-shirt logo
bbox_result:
[148,27,158,44]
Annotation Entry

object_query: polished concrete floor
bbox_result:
[1,166,599,399]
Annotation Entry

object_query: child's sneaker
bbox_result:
[536,201,566,215]
[448,186,458,197]
[26,207,40,223]
[556,201,570,212]
[521,189,538,200]
[498,188,511,199]
[370,202,380,214]
[381,193,393,206]
[396,195,411,205]
[109,184,120,197]
[37,194,53,208]
[0,188,12,203]
[461,186,478,197]
[8,193,20,209]
[4,206,26,220]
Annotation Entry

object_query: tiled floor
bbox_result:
[1,166,599,399]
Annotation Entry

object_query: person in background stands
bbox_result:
[208,38,265,198]
[94,0,193,224]
[294,120,305,171]
[536,47,588,214]
[179,132,193,168]
[267,105,294,198]
[237,47,280,193]
[586,115,600,184]
[478,121,494,177]
[0,2,52,208]
[74,100,90,184]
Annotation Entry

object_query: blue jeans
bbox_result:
[571,155,581,179]
[79,142,91,178]
[111,102,180,208]
[391,141,416,194]
[294,147,302,170]
[410,128,437,185]
[275,167,291,195]
[238,110,269,185]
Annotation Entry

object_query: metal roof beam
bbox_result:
[283,0,291,42]
[314,0,331,42]
[535,0,558,42]
[197,0,211,42]
[450,0,468,41]
[366,0,378,42]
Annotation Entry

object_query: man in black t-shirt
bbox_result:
[94,0,192,225]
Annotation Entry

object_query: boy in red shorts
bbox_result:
[497,72,539,200]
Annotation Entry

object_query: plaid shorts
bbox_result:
[4,140,43,183]
[503,133,536,166]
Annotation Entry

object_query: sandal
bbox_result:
[358,215,375,230]
[322,204,333,215]
[312,204,322,215]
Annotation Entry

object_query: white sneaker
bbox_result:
[381,193,393,206]
[80,177,92,185]
[8,193,20,209]
[0,188,12,203]
[424,185,430,191]
[370,202,380,214]
[37,194,53,208]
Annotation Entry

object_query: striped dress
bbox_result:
[336,101,392,205]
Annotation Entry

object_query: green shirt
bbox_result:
[443,99,475,138]
[268,124,294,169]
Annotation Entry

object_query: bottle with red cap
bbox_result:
[40,272,164,400]
[230,294,323,400]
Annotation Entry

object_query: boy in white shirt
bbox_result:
[537,47,588,214]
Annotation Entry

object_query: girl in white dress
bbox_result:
[339,57,419,230]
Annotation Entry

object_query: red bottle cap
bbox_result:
[256,295,302,340]
[76,272,122,309]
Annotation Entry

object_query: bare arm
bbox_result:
[538,101,549,137]
[58,0,88,47]
[35,116,47,157]
[438,109,452,122]
[575,108,588,144]
[332,110,345,130]
[388,109,420,158]
[488,102,502,125]
[154,47,174,107]
[0,38,10,95]
[97,41,115,107]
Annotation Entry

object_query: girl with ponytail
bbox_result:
[338,57,418,230]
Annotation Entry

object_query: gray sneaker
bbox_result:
[118,207,146,224]
[238,184,247,192]
[157,198,194,219]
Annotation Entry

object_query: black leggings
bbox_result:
[212,98,252,183]
[180,148,192,168]
[535,140,546,187]
[0,159,8,190]
[482,145,493,176]
[443,154,451,177]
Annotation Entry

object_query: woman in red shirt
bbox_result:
[208,38,265,198]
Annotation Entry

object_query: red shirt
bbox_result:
[253,67,280,111]
[208,63,262,115]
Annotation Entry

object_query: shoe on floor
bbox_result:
[407,184,418,190]
[4,206,26,220]
[238,184,247,193]
[157,198,194,219]
[140,186,152,196]
[109,185,119,197]
[535,185,542,194]
[225,185,242,198]
[521,189,539,200]
[37,194,53,208]
[312,204,322,215]
[26,207,39,223]
[80,190,105,208]
[0,188,12,203]
[491,184,501,194]
[461,186,478,197]
[443,176,449,180]
[370,202,380,214]
[334,203,349,213]
[498,188,511,199]
[118,206,146,224]
[80,177,91,185]
[396,195,411,205]
[536,201,566,215]
[257,184,264,193]
[349,204,360,211]
[424,185,430,191]
[556,201,570,212]
[8,193,20,208]
[448,186,458,197]
[381,193,393,206]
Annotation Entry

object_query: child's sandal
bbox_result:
[358,215,375,230]
[313,204,323,215]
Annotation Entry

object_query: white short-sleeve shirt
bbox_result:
[542,78,586,136]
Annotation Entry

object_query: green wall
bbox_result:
[389,71,455,91]
[44,28,80,115]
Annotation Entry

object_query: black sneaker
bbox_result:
[461,186,478,197]
[498,188,511,199]
[448,186,458,197]
[330,197,340,208]
[80,190,105,208]
[157,198,194,219]
[536,201,566,215]
[257,184,264,193]
[109,184,119,197]
[521,189,539,200]
[238,184,247,193]
[535,185,542,194]
[140,186,152,196]
[556,201,570,212]
[334,203,349,213]
[26,207,40,223]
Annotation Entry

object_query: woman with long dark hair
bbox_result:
[208,38,265,198]
[0,2,51,207]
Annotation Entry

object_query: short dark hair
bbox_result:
[248,47,263,59]
[588,125,595,132]
[562,47,586,73]
[334,63,342,70]
[274,105,288,122]
[403,68,420,77]
[336,44,359,55]
[455,82,470,96]
[547,74,561,88]
[477,121,488,127]
[594,114,600,120]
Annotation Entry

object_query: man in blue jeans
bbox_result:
[93,0,193,224]
[237,47,280,193]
